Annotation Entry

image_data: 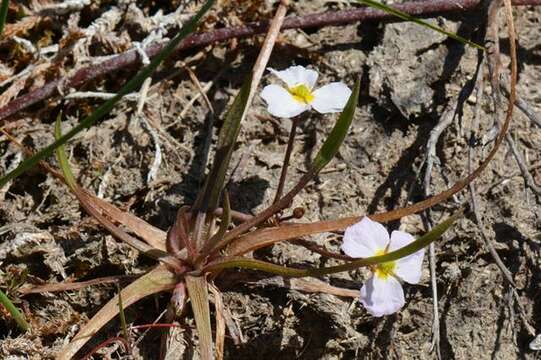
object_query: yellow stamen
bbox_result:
[373,249,396,280]
[287,84,314,104]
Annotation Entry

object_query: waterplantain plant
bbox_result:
[53,74,461,359]
[0,0,518,358]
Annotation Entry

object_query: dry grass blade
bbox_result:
[252,277,358,298]
[209,283,226,360]
[18,275,135,294]
[69,178,181,269]
[82,192,167,251]
[185,275,213,360]
[57,265,177,360]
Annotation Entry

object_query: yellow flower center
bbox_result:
[287,84,314,104]
[373,249,396,280]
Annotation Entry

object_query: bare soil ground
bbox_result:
[0,1,540,359]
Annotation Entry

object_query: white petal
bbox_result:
[389,230,425,284]
[311,82,352,113]
[341,217,390,258]
[260,84,310,118]
[268,66,318,89]
[360,275,405,317]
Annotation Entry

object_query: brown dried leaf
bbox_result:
[57,265,176,360]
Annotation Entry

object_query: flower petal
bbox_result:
[360,275,405,317]
[260,84,310,118]
[268,66,318,89]
[311,82,352,113]
[389,230,425,284]
[341,217,390,258]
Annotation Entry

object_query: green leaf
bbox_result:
[0,0,8,36]
[194,75,252,211]
[0,0,215,189]
[312,78,360,172]
[54,113,76,191]
[185,276,213,360]
[0,288,29,332]
[356,0,485,51]
[205,209,462,277]
[116,284,130,351]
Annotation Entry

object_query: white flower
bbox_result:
[341,217,425,317]
[260,65,352,118]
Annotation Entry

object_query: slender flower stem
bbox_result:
[1,0,539,123]
[210,79,361,253]
[213,207,253,222]
[210,168,316,255]
[273,117,299,205]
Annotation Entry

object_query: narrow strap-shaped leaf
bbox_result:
[0,288,29,332]
[54,114,76,190]
[0,0,9,36]
[205,209,462,277]
[58,266,177,360]
[194,75,252,211]
[0,0,215,188]
[116,284,131,353]
[312,78,360,172]
[185,275,213,360]
[356,0,484,50]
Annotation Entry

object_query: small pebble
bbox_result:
[529,334,541,351]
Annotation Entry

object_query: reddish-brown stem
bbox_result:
[1,0,539,123]
[213,207,253,222]
[80,337,130,360]
[131,323,183,330]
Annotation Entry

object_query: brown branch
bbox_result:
[1,0,539,123]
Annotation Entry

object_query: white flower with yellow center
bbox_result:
[260,65,352,118]
[341,217,425,317]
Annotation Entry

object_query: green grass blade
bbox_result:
[54,113,77,190]
[356,0,485,51]
[116,283,131,352]
[312,78,360,173]
[0,288,29,332]
[194,75,252,211]
[0,0,8,36]
[0,0,215,189]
